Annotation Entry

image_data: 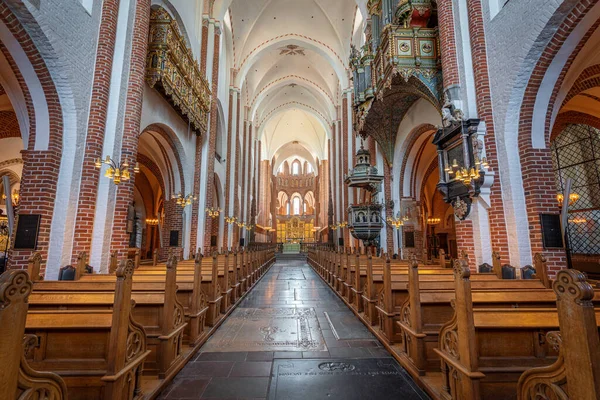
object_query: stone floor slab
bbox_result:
[323,311,375,340]
[201,307,326,352]
[268,358,428,400]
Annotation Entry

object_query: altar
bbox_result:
[282,243,301,254]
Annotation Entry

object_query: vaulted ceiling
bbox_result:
[215,0,368,165]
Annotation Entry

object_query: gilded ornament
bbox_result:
[453,197,469,220]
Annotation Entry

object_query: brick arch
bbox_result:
[398,123,437,199]
[136,153,167,199]
[141,123,187,195]
[561,64,600,106]
[518,0,599,273]
[551,111,600,140]
[0,3,66,272]
[0,110,21,139]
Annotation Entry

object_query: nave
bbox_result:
[158,255,428,400]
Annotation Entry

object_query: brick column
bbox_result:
[223,89,234,249]
[383,162,394,255]
[466,0,510,264]
[331,124,337,222]
[161,198,183,258]
[111,0,151,258]
[241,117,248,223]
[438,0,460,89]
[200,16,209,74]
[257,140,262,223]
[202,25,222,250]
[190,135,202,253]
[342,95,350,245]
[233,96,241,246]
[192,16,209,253]
[455,219,476,270]
[72,0,120,263]
[246,124,253,223]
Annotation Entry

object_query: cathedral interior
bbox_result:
[1,0,600,399]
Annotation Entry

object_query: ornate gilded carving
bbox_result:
[146,7,211,135]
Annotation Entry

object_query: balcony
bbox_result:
[146,7,211,135]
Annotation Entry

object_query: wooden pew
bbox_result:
[25,260,152,399]
[396,256,568,377]
[31,255,186,380]
[374,256,547,344]
[432,260,600,399]
[517,269,600,400]
[0,269,68,400]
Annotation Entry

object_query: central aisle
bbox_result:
[159,255,428,400]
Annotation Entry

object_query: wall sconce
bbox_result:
[427,217,441,225]
[146,218,159,226]
[95,155,139,184]
[173,192,197,208]
[556,192,580,208]
[205,207,221,218]
[225,216,237,225]
[386,212,404,229]
[2,189,19,206]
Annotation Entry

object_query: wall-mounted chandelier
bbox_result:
[386,212,405,229]
[95,155,139,185]
[556,192,580,208]
[205,207,221,218]
[146,218,159,226]
[173,192,197,208]
[3,189,19,206]
[427,217,441,225]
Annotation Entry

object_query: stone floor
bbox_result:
[158,255,429,400]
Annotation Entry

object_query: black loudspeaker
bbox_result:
[239,238,245,247]
[169,230,179,247]
[540,214,563,248]
[211,235,217,247]
[338,238,344,246]
[14,214,41,249]
[404,231,415,248]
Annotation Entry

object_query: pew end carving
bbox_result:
[517,269,600,400]
[27,252,44,282]
[0,269,68,400]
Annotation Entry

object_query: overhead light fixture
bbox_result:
[96,155,139,185]
[173,192,197,208]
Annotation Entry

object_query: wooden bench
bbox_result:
[432,261,600,399]
[30,256,185,380]
[395,256,582,377]
[517,269,600,400]
[24,260,152,399]
[0,269,68,400]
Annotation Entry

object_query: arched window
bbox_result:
[278,163,284,174]
[306,163,313,173]
[292,197,301,215]
[552,123,600,257]
[286,202,291,215]
[292,160,300,175]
